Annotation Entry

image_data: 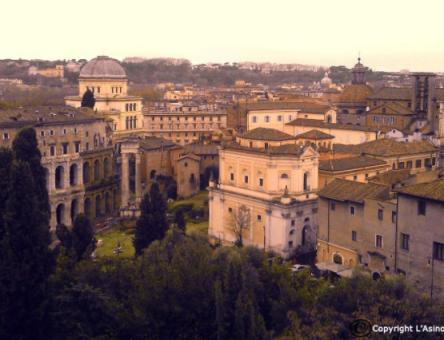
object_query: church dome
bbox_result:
[321,72,332,87]
[79,56,127,79]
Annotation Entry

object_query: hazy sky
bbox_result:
[3,0,444,72]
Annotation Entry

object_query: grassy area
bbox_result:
[95,192,210,258]
[186,220,209,236]
[169,191,209,211]
[96,221,136,258]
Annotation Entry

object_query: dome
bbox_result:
[321,72,332,87]
[79,56,127,79]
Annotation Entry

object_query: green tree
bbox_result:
[72,214,96,261]
[174,208,186,232]
[0,160,52,339]
[133,182,168,256]
[81,88,95,108]
[0,148,13,238]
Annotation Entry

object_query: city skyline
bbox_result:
[3,0,444,72]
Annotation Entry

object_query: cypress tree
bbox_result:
[133,182,168,256]
[12,127,50,227]
[174,208,186,232]
[81,88,96,109]
[72,214,95,261]
[0,160,52,339]
[0,148,13,239]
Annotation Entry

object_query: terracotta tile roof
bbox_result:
[223,142,306,157]
[182,143,218,155]
[338,84,374,103]
[242,127,296,141]
[397,179,444,203]
[319,156,387,172]
[295,129,334,140]
[367,87,411,101]
[0,106,103,128]
[286,118,379,132]
[367,102,415,116]
[368,169,412,186]
[318,178,389,203]
[246,101,331,114]
[333,139,438,157]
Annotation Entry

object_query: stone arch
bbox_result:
[95,195,102,218]
[333,253,343,265]
[94,159,100,181]
[56,203,65,225]
[105,191,111,214]
[70,163,78,186]
[55,165,65,189]
[70,199,78,223]
[84,198,91,219]
[103,157,110,178]
[83,162,90,184]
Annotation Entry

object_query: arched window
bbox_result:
[105,192,111,214]
[333,253,343,265]
[55,166,64,189]
[302,225,309,246]
[289,229,295,235]
[95,195,102,218]
[326,115,332,123]
[94,160,100,181]
[103,158,110,178]
[303,172,309,191]
[125,103,129,111]
[56,203,65,225]
[83,162,90,184]
[84,198,91,219]
[69,164,78,186]
[70,199,78,223]
[279,173,289,190]
[133,103,137,111]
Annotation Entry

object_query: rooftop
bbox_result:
[367,87,411,101]
[0,106,104,128]
[319,156,387,172]
[286,118,379,132]
[223,142,309,157]
[79,56,127,79]
[318,178,388,203]
[295,129,334,140]
[397,179,444,203]
[241,127,296,141]
[332,139,438,157]
[337,84,373,103]
[246,101,331,114]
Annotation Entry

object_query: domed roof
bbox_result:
[79,56,127,79]
[321,72,332,87]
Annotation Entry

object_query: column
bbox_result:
[121,153,129,208]
[135,153,142,204]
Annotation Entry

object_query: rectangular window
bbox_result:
[288,241,293,248]
[331,201,336,210]
[418,200,426,216]
[378,209,383,221]
[398,162,405,169]
[257,215,262,221]
[406,161,412,169]
[376,235,383,248]
[228,207,232,213]
[62,143,68,154]
[391,211,397,223]
[50,145,55,156]
[400,233,409,251]
[416,159,422,168]
[230,173,234,181]
[40,130,45,137]
[244,175,248,184]
[2,132,9,140]
[433,242,444,261]
[277,115,282,121]
[75,142,80,153]
[291,220,295,226]
[350,206,355,215]
[259,178,263,187]
[352,230,357,241]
